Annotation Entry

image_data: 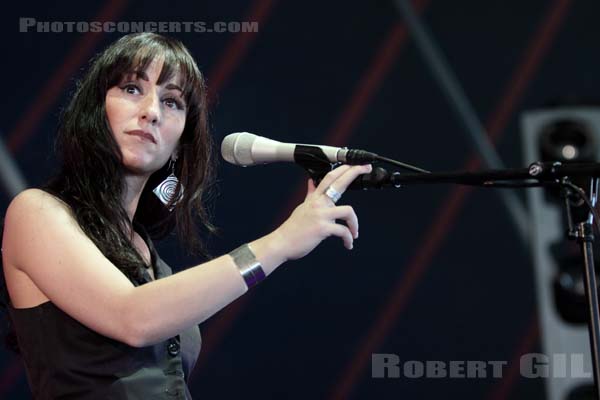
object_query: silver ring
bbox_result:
[325,186,342,203]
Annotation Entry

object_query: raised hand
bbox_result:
[273,164,373,261]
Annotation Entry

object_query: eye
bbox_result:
[121,83,141,95]
[163,97,185,111]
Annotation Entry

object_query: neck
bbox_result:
[122,173,150,225]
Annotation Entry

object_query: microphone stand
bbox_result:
[298,158,600,398]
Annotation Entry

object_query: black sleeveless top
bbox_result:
[9,224,202,399]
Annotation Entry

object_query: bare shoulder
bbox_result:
[2,188,89,274]
[6,188,71,220]
[2,189,77,307]
[6,188,78,228]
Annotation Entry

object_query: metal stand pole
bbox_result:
[574,178,600,398]
[577,221,600,398]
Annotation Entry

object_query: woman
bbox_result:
[0,32,371,399]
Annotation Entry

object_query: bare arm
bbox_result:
[1,164,370,347]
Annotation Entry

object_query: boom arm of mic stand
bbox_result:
[298,160,600,191]
[386,162,600,188]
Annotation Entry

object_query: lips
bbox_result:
[126,130,156,144]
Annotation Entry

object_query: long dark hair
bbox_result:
[46,32,216,281]
[1,33,216,350]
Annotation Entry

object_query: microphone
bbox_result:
[221,132,378,167]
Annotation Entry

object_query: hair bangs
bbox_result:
[102,36,200,109]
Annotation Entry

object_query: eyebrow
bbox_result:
[125,70,184,93]
[165,83,183,93]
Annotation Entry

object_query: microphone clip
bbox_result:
[296,158,398,191]
[294,145,404,190]
[294,149,336,185]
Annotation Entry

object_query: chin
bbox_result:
[121,156,159,176]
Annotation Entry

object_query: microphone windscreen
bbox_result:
[221,132,258,166]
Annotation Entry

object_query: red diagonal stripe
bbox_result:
[192,0,431,382]
[207,0,276,106]
[328,0,572,399]
[487,316,539,400]
[327,9,425,147]
[7,0,129,153]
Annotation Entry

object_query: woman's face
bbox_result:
[105,58,187,176]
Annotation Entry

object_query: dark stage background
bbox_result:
[1,0,598,398]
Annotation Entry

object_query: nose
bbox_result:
[140,90,161,126]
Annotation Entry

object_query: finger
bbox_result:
[315,165,352,194]
[305,179,317,200]
[329,164,372,195]
[327,223,354,250]
[325,206,359,239]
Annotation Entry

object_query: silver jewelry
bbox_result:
[229,244,265,289]
[153,156,184,211]
[325,185,342,203]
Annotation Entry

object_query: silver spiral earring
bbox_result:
[153,154,184,211]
